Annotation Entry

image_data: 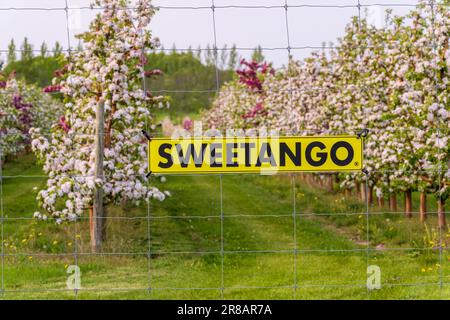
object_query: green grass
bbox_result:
[1,154,449,299]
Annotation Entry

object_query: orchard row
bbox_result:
[204,1,450,227]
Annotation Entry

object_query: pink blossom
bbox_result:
[54,66,68,78]
[242,102,267,119]
[236,59,274,93]
[43,85,63,93]
[144,69,163,78]
[139,53,148,66]
[183,118,193,130]
[58,116,71,133]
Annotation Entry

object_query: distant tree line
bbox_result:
[1,38,266,115]
[3,38,67,88]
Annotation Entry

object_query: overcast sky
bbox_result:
[0,0,420,67]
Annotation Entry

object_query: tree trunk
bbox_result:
[368,186,374,205]
[104,103,116,149]
[405,189,412,218]
[345,189,351,198]
[378,195,384,208]
[355,179,360,198]
[327,174,334,192]
[361,182,367,202]
[438,198,446,229]
[309,174,315,186]
[89,206,107,251]
[420,192,427,222]
[89,207,94,246]
[390,193,397,212]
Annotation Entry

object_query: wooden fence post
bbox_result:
[90,100,105,253]
[405,189,412,218]
[438,198,446,229]
[420,192,427,222]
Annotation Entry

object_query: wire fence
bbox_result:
[0,0,449,300]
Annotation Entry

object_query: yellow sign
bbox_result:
[148,136,363,175]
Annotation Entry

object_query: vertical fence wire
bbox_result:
[291,174,298,299]
[355,0,372,300]
[210,0,225,300]
[429,0,444,297]
[283,0,298,300]
[219,174,224,299]
[63,0,79,300]
[364,170,370,299]
[211,0,221,93]
[147,198,152,296]
[436,6,444,299]
[141,10,153,298]
[438,128,443,294]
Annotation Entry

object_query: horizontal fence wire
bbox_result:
[1,127,449,136]
[0,3,439,12]
[1,246,448,257]
[1,211,450,220]
[2,84,450,98]
[1,40,449,51]
[0,0,449,300]
[2,170,449,178]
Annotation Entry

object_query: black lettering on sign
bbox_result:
[331,141,354,166]
[256,143,277,167]
[152,138,360,173]
[210,143,223,168]
[280,142,301,166]
[305,142,327,167]
[240,143,256,167]
[158,143,173,169]
[226,143,239,167]
[176,144,208,168]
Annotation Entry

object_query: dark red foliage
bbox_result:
[139,53,148,67]
[12,95,33,137]
[54,65,69,78]
[43,85,63,93]
[242,102,268,120]
[183,118,193,131]
[236,59,274,93]
[59,116,71,133]
[144,69,163,78]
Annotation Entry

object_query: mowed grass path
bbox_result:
[1,155,449,299]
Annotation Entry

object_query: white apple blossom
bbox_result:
[0,79,62,160]
[204,0,450,215]
[30,0,169,221]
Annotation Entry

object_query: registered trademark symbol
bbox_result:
[354,162,359,167]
